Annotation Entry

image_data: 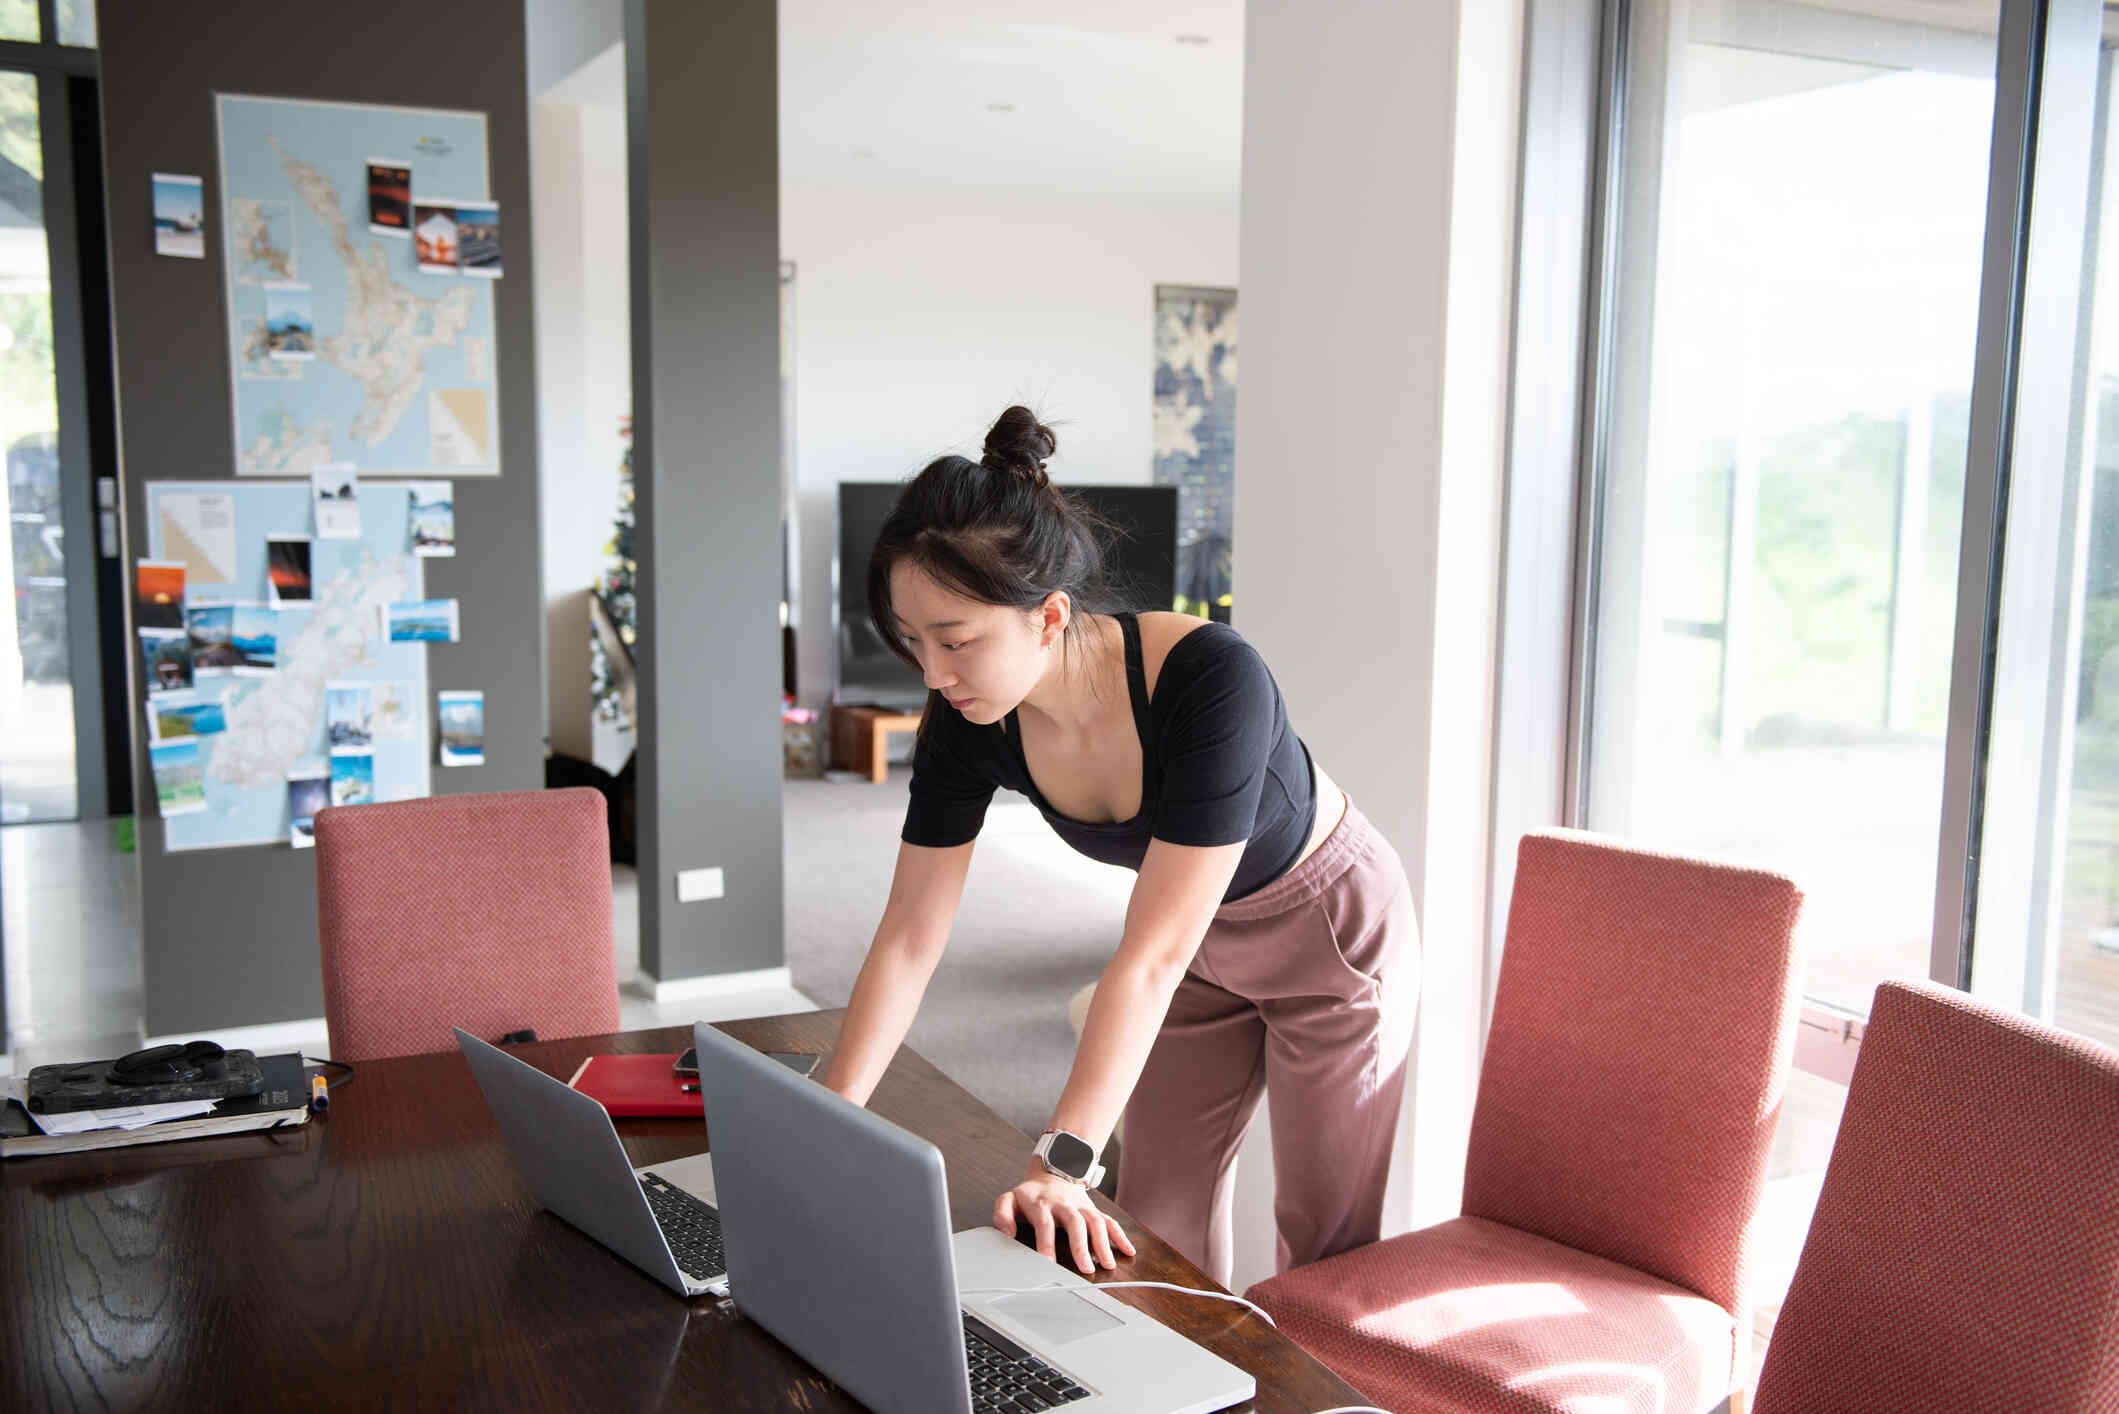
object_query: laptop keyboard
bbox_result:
[963,1311,1091,1412]
[639,1172,725,1280]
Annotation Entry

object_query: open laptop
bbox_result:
[691,1020,1255,1414]
[454,1028,727,1298]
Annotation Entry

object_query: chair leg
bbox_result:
[1724,1385,1750,1414]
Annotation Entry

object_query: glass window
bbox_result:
[1588,1,1997,1024]
[0,1,34,45]
[55,0,94,48]
[1979,11,2119,1051]
[0,69,67,821]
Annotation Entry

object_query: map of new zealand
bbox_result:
[217,94,499,479]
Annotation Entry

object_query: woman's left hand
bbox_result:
[993,1162,1137,1275]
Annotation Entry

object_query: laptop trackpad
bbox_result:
[989,1288,1125,1346]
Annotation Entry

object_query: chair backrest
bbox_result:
[1750,980,2119,1413]
[313,787,620,1063]
[1462,829,1805,1318]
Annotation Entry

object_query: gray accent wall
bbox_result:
[100,1,543,1037]
[627,0,786,981]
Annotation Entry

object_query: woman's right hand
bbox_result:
[993,1163,1136,1276]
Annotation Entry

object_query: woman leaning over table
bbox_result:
[821,406,1420,1289]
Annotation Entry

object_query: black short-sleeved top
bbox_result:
[900,613,1319,903]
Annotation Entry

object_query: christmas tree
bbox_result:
[590,416,635,724]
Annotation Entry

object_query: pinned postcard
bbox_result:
[428,389,492,468]
[186,600,239,676]
[287,770,329,849]
[414,200,460,274]
[326,681,374,754]
[408,481,454,556]
[367,158,412,237]
[457,200,501,278]
[372,680,419,740]
[150,739,207,817]
[312,462,360,540]
[438,691,484,767]
[152,173,205,258]
[329,751,374,807]
[134,558,186,630]
[266,534,313,603]
[146,690,227,741]
[230,602,280,676]
[156,490,238,587]
[385,599,459,643]
[262,281,314,360]
[138,629,193,695]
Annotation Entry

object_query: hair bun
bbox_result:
[980,405,1058,489]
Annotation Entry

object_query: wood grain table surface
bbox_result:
[0,1010,1372,1413]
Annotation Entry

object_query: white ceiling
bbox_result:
[544,0,1245,204]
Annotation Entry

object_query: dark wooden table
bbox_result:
[1,1012,1371,1412]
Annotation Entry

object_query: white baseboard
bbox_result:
[143,1016,329,1054]
[625,966,795,1005]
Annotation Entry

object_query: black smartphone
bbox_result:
[672,1048,818,1079]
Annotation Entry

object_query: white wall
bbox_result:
[533,80,632,762]
[782,181,1239,710]
[1235,0,1525,1241]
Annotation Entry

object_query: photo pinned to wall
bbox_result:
[134,558,186,630]
[438,690,483,766]
[326,680,374,754]
[428,389,492,469]
[312,461,361,540]
[138,630,193,695]
[151,739,208,817]
[152,173,205,258]
[266,534,313,602]
[186,600,239,676]
[456,200,500,278]
[385,598,458,643]
[147,691,227,742]
[329,750,374,807]
[287,770,329,848]
[408,481,454,556]
[229,197,295,283]
[371,679,419,740]
[235,286,302,381]
[155,489,238,587]
[367,158,412,237]
[262,282,315,360]
[414,199,459,274]
[230,602,281,676]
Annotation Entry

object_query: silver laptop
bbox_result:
[691,1020,1255,1414]
[454,1028,728,1298]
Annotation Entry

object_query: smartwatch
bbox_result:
[1033,1129,1105,1188]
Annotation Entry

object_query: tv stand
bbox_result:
[831,704,922,783]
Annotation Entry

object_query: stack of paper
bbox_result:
[3,1078,219,1134]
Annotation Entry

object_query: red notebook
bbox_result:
[564,1053,701,1118]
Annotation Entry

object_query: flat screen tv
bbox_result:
[835,481,1179,711]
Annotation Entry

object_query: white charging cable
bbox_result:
[961,1279,1277,1328]
[961,1282,1397,1414]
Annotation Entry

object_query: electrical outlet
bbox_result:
[676,867,724,902]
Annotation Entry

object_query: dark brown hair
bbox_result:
[866,406,1131,698]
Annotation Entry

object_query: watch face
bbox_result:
[1046,1131,1096,1178]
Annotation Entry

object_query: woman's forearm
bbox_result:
[822,935,945,1106]
[1044,958,1187,1152]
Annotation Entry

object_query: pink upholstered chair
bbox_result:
[1749,979,2119,1413]
[1247,829,1805,1414]
[313,788,621,1063]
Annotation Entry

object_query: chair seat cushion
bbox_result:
[1245,1216,1738,1414]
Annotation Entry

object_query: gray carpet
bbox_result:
[782,770,1136,1135]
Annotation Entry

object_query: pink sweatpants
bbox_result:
[1117,800,1419,1288]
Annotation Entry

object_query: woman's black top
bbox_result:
[900,613,1319,903]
